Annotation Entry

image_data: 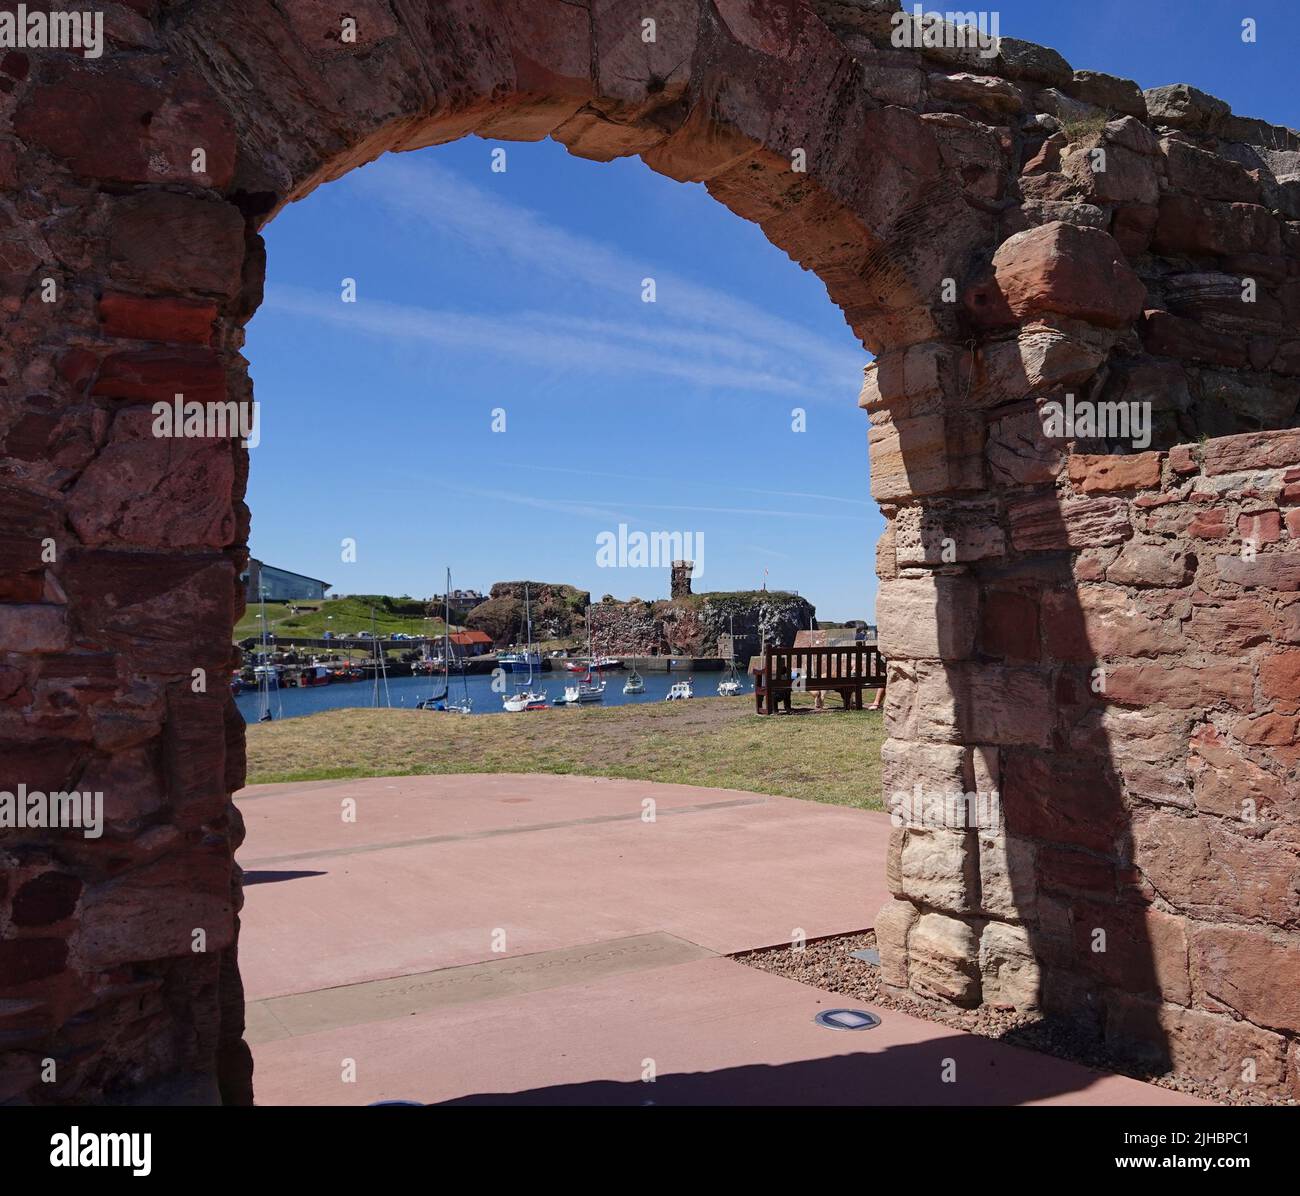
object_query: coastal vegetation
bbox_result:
[244,700,885,810]
[234,595,448,642]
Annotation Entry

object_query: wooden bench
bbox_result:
[754,644,886,714]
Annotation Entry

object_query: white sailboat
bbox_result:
[623,663,645,695]
[564,608,606,705]
[418,567,473,713]
[717,615,744,696]
[503,584,548,711]
[254,590,282,722]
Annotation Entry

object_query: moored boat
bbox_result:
[503,586,548,712]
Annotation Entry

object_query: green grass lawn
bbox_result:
[235,596,448,642]
[244,699,885,810]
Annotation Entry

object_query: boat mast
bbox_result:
[258,588,273,722]
[372,605,391,708]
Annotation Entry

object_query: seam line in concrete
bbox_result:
[245,932,717,1042]
[241,796,767,866]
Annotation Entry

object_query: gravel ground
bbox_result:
[733,930,1294,1107]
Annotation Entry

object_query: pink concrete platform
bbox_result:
[239,774,1200,1106]
[249,955,1202,1106]
[236,774,892,1000]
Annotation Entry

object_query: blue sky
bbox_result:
[245,1,1298,623]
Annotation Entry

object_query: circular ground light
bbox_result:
[814,1008,881,1031]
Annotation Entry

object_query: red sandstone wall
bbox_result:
[876,427,1300,1097]
[1,0,1297,1105]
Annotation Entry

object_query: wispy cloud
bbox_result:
[438,481,865,525]
[264,285,832,399]
[334,155,867,399]
[509,462,873,510]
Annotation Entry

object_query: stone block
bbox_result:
[877,574,978,660]
[979,920,1040,1009]
[1191,924,1300,1035]
[908,913,981,1006]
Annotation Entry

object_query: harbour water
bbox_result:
[235,668,748,723]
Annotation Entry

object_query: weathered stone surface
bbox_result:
[892,502,1004,565]
[970,326,1109,409]
[985,406,1063,486]
[1066,70,1144,117]
[1007,494,1130,551]
[78,849,234,968]
[979,921,1040,1008]
[1103,661,1254,710]
[1042,584,1185,661]
[281,0,399,53]
[1162,137,1261,203]
[66,409,236,550]
[874,897,918,990]
[61,550,236,674]
[1153,195,1281,258]
[1215,551,1300,591]
[1072,902,1191,1004]
[12,872,82,927]
[977,589,1039,663]
[894,826,978,913]
[881,737,968,801]
[0,605,68,653]
[978,830,1037,922]
[868,410,985,502]
[907,913,981,1006]
[1142,308,1249,369]
[1062,141,1159,207]
[929,72,1021,114]
[1143,84,1231,133]
[1192,925,1300,1034]
[108,193,245,297]
[1105,115,1159,156]
[14,62,236,186]
[1187,597,1278,653]
[967,667,1054,748]
[1002,750,1124,853]
[877,575,978,660]
[996,38,1071,87]
[92,348,228,405]
[1133,810,1300,927]
[1068,452,1162,494]
[964,222,1147,328]
[1260,649,1300,713]
[1106,541,1192,587]
[1105,991,1287,1088]
[98,294,217,345]
[1198,429,1300,476]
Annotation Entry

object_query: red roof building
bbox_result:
[448,630,492,657]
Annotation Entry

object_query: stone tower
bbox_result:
[671,560,693,599]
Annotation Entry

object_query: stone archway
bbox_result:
[2,0,1297,1104]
